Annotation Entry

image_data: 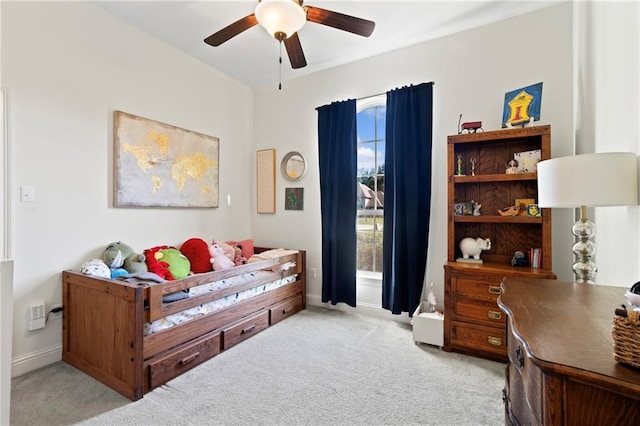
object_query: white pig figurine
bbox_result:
[459,237,491,260]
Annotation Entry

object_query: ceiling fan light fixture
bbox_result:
[255,0,306,40]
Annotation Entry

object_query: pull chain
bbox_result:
[275,31,286,91]
[279,40,282,90]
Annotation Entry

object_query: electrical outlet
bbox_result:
[50,304,63,320]
[310,268,317,279]
[28,302,46,330]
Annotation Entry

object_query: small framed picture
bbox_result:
[285,188,304,211]
[514,149,541,173]
[515,198,535,216]
[526,204,541,217]
[454,202,473,216]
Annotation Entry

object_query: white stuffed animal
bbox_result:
[459,237,491,260]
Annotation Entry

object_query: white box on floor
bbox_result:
[412,302,444,347]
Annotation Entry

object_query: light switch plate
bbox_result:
[20,186,35,203]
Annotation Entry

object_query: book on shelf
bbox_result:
[529,248,542,268]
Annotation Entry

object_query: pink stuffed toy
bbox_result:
[209,241,234,271]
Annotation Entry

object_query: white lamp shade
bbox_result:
[537,152,638,208]
[255,0,306,39]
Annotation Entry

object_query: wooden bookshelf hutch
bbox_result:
[443,125,556,362]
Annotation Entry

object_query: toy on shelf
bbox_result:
[457,114,484,134]
[458,237,491,263]
[498,206,519,216]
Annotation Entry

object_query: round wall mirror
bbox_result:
[281,151,307,181]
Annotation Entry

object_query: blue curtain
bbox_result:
[317,100,357,307]
[382,83,434,315]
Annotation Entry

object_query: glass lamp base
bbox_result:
[572,216,596,283]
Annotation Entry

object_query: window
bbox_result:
[356,97,385,275]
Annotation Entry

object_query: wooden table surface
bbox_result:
[498,277,640,393]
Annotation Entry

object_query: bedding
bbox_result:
[144,271,298,335]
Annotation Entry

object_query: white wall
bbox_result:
[575,0,640,286]
[252,2,575,312]
[1,1,255,375]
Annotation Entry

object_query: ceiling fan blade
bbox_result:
[203,14,258,46]
[304,6,375,37]
[284,33,307,69]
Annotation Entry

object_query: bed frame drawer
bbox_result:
[146,330,221,390]
[270,295,302,325]
[222,310,269,350]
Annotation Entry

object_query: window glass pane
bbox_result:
[356,103,385,276]
[376,140,385,173]
[356,109,375,142]
[357,141,376,176]
[376,106,386,137]
[373,216,384,273]
[356,212,379,272]
[357,180,381,210]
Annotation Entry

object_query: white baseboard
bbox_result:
[306,293,410,323]
[11,344,62,377]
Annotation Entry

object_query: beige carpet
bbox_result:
[11,306,505,425]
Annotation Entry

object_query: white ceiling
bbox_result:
[92,1,561,88]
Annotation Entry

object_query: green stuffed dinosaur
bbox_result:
[103,241,148,276]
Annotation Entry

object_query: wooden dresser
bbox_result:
[444,262,555,362]
[498,277,640,425]
[444,126,556,362]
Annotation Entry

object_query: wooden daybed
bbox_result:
[62,247,306,401]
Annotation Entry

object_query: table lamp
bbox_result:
[537,152,638,283]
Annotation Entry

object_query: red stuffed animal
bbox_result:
[179,238,213,274]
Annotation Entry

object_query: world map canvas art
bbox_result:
[114,111,219,208]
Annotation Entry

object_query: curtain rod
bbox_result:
[355,81,435,101]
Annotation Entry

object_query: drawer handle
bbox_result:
[241,324,256,335]
[488,310,502,320]
[487,336,502,346]
[179,351,200,366]
[516,346,525,367]
[282,306,293,314]
[488,285,502,295]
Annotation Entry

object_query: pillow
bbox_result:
[80,259,111,279]
[226,239,254,260]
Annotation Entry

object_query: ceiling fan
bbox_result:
[203,0,376,70]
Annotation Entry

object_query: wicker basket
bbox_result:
[612,310,640,368]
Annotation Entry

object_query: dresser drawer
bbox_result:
[146,330,221,390]
[222,310,269,350]
[450,320,506,357]
[454,274,503,301]
[454,299,506,326]
[270,295,302,325]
